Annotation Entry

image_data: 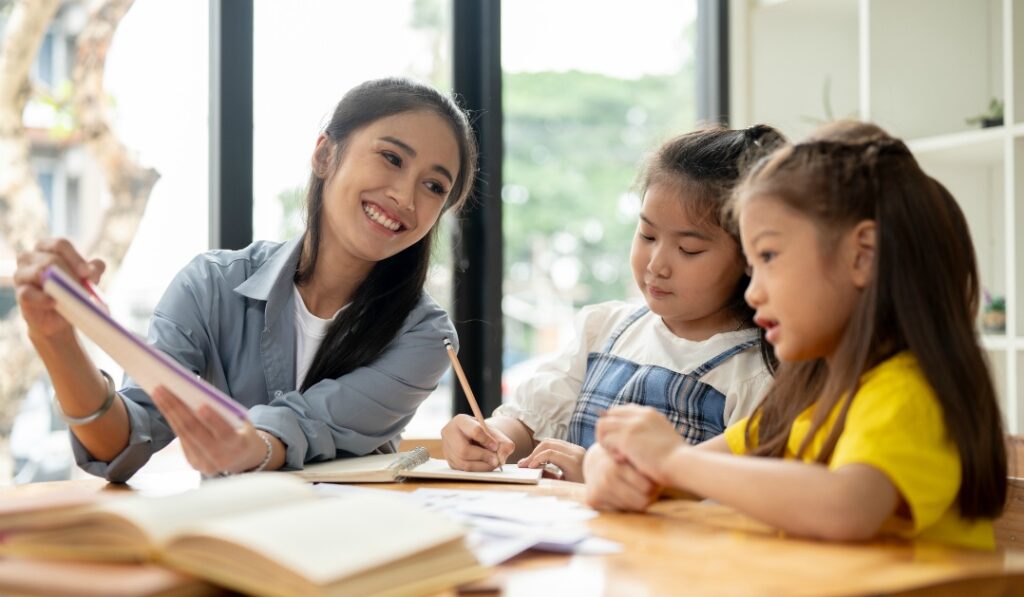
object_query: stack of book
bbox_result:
[0,474,485,596]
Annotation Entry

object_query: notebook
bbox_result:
[291,447,543,485]
[40,265,248,429]
[0,475,485,597]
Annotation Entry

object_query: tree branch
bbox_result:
[0,0,59,254]
[73,0,159,279]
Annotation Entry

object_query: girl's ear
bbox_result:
[849,219,876,289]
[311,134,333,178]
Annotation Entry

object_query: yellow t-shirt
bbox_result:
[724,352,994,550]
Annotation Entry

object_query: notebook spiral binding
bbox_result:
[386,446,430,481]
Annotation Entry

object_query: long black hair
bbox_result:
[297,78,478,391]
[638,124,787,374]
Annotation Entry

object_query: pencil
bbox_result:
[443,338,502,472]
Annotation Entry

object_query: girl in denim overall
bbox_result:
[442,125,785,483]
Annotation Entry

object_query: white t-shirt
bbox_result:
[293,285,346,389]
[493,300,773,441]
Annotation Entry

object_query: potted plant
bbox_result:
[965,98,1004,128]
[982,290,1006,334]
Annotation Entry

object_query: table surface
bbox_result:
[6,472,1024,597]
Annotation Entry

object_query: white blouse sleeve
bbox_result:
[723,368,774,426]
[493,303,620,441]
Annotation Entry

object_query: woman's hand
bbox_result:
[151,387,271,476]
[583,443,659,512]
[517,438,586,482]
[596,404,684,485]
[14,238,106,340]
[441,414,516,471]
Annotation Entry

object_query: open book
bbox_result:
[41,265,248,428]
[292,447,543,485]
[0,475,484,597]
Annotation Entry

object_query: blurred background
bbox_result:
[0,0,1019,482]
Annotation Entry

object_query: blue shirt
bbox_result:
[71,237,458,482]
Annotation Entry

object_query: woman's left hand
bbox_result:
[151,387,269,476]
[517,438,586,482]
[596,404,684,485]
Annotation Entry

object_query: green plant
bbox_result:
[965,98,1004,127]
[983,289,1005,313]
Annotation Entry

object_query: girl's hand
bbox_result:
[151,387,270,476]
[14,238,106,340]
[441,414,516,472]
[517,438,586,482]
[583,443,660,512]
[596,404,684,485]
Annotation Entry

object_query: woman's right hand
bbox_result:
[14,238,106,340]
[441,414,516,471]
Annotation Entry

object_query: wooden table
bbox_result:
[5,474,1024,596]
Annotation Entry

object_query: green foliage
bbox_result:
[277,186,306,240]
[35,80,77,140]
[503,69,695,304]
[965,97,1004,127]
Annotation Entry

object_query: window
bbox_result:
[34,32,53,86]
[4,2,210,482]
[501,0,699,398]
[99,1,210,340]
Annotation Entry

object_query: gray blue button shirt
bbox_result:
[71,237,457,483]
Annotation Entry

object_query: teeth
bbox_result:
[362,203,401,231]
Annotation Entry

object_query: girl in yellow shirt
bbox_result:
[585,121,1007,549]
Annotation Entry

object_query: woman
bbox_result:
[14,78,478,482]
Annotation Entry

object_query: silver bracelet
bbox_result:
[53,369,118,426]
[248,431,274,473]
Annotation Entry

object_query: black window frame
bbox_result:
[209,0,723,417]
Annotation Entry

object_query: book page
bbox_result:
[99,474,317,545]
[0,558,210,597]
[407,459,543,484]
[163,494,474,594]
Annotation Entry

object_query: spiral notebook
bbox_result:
[40,265,248,429]
[292,448,543,485]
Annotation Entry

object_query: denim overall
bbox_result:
[567,307,757,449]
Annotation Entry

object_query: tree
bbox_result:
[0,0,158,433]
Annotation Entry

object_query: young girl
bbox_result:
[590,121,1007,549]
[442,125,785,483]
[14,78,478,482]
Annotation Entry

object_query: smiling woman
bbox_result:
[13,78,479,482]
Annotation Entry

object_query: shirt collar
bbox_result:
[234,235,304,304]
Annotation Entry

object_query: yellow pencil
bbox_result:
[443,338,502,472]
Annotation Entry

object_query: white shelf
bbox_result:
[731,0,1023,432]
[982,335,1015,351]
[907,126,1006,165]
[754,0,856,17]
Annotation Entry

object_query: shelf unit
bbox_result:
[729,0,1023,431]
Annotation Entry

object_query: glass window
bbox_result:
[35,31,53,86]
[501,0,699,399]
[253,1,453,436]
[2,2,210,482]
[35,171,54,229]
[99,2,210,342]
